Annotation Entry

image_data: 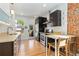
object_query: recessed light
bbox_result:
[43,4,47,7]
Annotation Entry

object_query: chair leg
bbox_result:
[48,44,51,55]
[68,43,70,56]
[58,46,60,56]
[65,45,68,56]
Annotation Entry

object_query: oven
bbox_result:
[40,32,46,46]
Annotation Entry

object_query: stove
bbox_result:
[40,32,46,46]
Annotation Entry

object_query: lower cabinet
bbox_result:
[0,34,21,56]
[0,42,14,56]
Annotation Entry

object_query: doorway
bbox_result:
[29,25,34,37]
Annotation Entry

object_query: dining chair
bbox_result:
[57,38,68,56]
[57,36,76,56]
[68,37,77,56]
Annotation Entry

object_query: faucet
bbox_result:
[7,27,13,34]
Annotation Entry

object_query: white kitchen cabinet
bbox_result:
[0,3,11,25]
[0,3,10,16]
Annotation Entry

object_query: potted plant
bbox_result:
[17,19,26,32]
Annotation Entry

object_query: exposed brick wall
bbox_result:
[68,3,79,48]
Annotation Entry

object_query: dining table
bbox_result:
[45,34,75,56]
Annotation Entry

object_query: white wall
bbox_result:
[16,15,34,29]
[46,3,67,34]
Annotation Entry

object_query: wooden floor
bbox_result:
[17,39,46,56]
[16,39,54,56]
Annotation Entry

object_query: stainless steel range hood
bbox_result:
[43,20,53,27]
[43,20,50,24]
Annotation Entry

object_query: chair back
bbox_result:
[59,39,67,46]
[52,32,61,35]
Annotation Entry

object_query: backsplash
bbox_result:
[0,25,8,33]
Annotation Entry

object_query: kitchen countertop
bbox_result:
[0,32,21,43]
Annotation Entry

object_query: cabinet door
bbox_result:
[0,42,14,56]
[0,8,9,23]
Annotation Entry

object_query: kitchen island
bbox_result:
[0,32,21,56]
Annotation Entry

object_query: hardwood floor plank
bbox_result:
[17,39,46,56]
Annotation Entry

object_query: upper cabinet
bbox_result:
[0,8,9,22]
[0,3,10,16]
[0,3,10,25]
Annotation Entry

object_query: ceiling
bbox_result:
[14,3,61,16]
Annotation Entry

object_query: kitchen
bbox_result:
[0,3,78,56]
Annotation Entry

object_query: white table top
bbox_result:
[46,34,75,39]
